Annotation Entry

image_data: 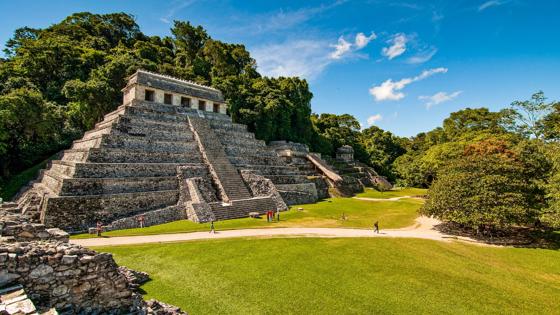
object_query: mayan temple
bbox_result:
[15,70,318,232]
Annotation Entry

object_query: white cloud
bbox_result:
[478,0,508,11]
[329,31,376,60]
[367,114,383,126]
[406,48,438,64]
[254,30,377,79]
[252,40,332,79]
[355,32,377,49]
[381,33,408,60]
[329,37,352,59]
[369,67,448,102]
[419,91,462,109]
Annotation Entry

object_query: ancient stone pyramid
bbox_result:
[16,70,318,232]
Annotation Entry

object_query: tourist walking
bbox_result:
[96,221,103,237]
[210,221,215,234]
[373,221,379,234]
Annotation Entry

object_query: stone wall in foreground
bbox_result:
[0,209,187,314]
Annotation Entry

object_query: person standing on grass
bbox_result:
[210,221,215,234]
[96,221,103,237]
[373,221,379,234]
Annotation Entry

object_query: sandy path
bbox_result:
[71,216,484,247]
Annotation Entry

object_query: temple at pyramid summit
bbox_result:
[12,70,388,232]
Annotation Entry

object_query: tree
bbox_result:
[541,144,560,228]
[442,107,509,140]
[505,91,556,139]
[422,138,548,231]
[311,113,364,158]
[360,126,406,181]
[542,102,560,141]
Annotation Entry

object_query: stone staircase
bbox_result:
[189,116,277,219]
[188,117,253,201]
[206,120,318,205]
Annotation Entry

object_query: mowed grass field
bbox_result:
[356,187,428,199]
[73,196,423,238]
[97,237,560,314]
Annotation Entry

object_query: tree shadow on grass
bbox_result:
[434,222,560,250]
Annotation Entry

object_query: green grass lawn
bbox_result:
[72,197,423,239]
[97,238,560,314]
[356,187,428,199]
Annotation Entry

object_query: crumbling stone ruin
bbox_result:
[269,141,392,197]
[0,208,186,314]
[14,70,318,232]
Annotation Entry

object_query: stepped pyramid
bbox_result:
[16,70,318,232]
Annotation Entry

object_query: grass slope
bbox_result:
[97,238,560,314]
[0,154,58,200]
[73,197,422,239]
[355,187,428,199]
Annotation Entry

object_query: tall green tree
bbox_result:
[360,126,406,181]
[422,138,549,231]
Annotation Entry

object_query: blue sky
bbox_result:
[1,0,559,136]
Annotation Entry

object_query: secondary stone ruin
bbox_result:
[0,208,186,314]
[269,141,392,197]
[14,70,318,232]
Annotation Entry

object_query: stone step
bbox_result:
[86,148,203,163]
[209,197,277,220]
[123,106,189,123]
[83,123,114,140]
[42,170,65,194]
[60,149,90,162]
[94,106,126,128]
[223,146,276,158]
[99,134,197,152]
[113,123,194,141]
[83,122,194,142]
[43,190,179,231]
[207,120,247,132]
[116,114,190,130]
[102,104,126,121]
[51,161,209,178]
[57,176,179,196]
[50,161,77,177]
[220,137,266,149]
[263,175,310,185]
[213,129,256,140]
[71,136,103,150]
[229,155,287,166]
[236,164,301,175]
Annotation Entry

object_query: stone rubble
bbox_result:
[0,210,187,314]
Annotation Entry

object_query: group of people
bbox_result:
[266,210,279,222]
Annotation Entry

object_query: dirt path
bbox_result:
[71,216,485,247]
